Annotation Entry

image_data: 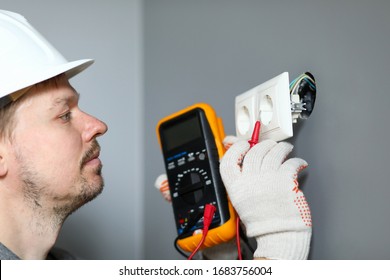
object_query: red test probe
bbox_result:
[236,120,261,259]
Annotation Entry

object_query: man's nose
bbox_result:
[82,112,108,142]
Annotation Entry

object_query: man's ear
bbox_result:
[0,142,9,177]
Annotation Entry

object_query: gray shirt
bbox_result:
[0,242,77,260]
[0,242,19,260]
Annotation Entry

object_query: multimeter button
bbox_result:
[188,152,195,161]
[198,153,206,160]
[178,157,186,166]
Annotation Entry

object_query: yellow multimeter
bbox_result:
[156,103,236,252]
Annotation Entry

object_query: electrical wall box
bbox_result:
[235,72,293,142]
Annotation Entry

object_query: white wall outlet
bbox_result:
[235,72,293,142]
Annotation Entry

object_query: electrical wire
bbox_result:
[290,72,317,120]
[236,216,243,260]
[289,72,316,95]
[236,120,261,260]
[238,224,255,255]
[174,121,261,260]
[187,230,208,260]
[173,204,216,260]
[188,204,216,260]
[173,209,204,259]
[174,236,190,259]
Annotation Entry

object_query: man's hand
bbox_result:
[220,139,312,259]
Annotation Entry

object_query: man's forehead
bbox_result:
[49,90,79,109]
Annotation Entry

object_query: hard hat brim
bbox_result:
[1,58,94,102]
[63,58,94,80]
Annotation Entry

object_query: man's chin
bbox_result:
[60,178,104,218]
[83,179,104,202]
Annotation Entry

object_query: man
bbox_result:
[1,9,312,260]
[0,10,107,259]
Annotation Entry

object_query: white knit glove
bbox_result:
[154,173,171,202]
[220,139,312,259]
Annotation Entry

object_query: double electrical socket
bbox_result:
[235,72,293,142]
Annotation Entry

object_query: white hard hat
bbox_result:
[0,10,94,106]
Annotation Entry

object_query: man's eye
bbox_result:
[60,112,72,122]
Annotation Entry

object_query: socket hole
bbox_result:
[259,95,273,125]
[237,106,251,135]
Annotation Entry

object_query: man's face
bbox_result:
[7,76,108,218]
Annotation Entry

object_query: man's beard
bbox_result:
[17,140,104,224]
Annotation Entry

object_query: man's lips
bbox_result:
[83,151,101,166]
[85,157,101,166]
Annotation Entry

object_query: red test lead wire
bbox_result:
[187,204,216,260]
[236,120,261,260]
[188,122,261,260]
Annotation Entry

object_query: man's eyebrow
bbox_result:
[49,91,80,110]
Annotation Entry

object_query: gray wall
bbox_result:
[144,0,390,259]
[2,1,144,259]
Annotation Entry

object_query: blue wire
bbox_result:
[303,77,316,90]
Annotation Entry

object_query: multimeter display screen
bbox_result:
[162,114,202,152]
